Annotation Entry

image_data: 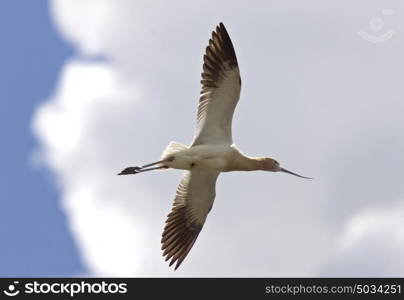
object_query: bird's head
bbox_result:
[259,157,312,179]
[259,157,281,172]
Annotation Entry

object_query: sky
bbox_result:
[0,0,82,276]
[2,0,404,277]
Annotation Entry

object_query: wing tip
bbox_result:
[199,22,239,94]
[161,203,203,270]
[209,22,237,62]
[218,22,225,30]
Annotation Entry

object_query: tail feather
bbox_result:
[161,142,188,159]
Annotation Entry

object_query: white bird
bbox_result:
[119,23,311,270]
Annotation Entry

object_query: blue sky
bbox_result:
[0,0,83,276]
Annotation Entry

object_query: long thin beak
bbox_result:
[281,168,312,179]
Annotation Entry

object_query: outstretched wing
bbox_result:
[161,171,219,270]
[192,22,241,146]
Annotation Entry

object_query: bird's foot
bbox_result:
[118,166,142,175]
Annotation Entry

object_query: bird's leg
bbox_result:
[118,159,168,175]
[136,165,168,173]
[140,159,167,168]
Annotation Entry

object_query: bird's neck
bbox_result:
[249,157,266,171]
[227,153,263,171]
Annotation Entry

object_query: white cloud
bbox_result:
[50,0,112,55]
[33,61,152,275]
[319,202,404,276]
[32,0,404,276]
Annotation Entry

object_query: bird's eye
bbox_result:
[274,160,279,165]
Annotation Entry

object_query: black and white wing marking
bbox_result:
[161,171,219,270]
[192,22,241,146]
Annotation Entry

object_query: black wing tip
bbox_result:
[217,22,227,34]
[215,22,231,38]
[161,228,201,270]
[161,205,203,270]
[164,240,197,271]
[199,22,239,93]
[209,22,237,62]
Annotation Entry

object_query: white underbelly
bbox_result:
[167,156,226,171]
[164,145,232,171]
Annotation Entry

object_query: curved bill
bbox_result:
[281,168,312,179]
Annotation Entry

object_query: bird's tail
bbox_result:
[161,141,188,160]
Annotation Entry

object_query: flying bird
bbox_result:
[119,22,311,270]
